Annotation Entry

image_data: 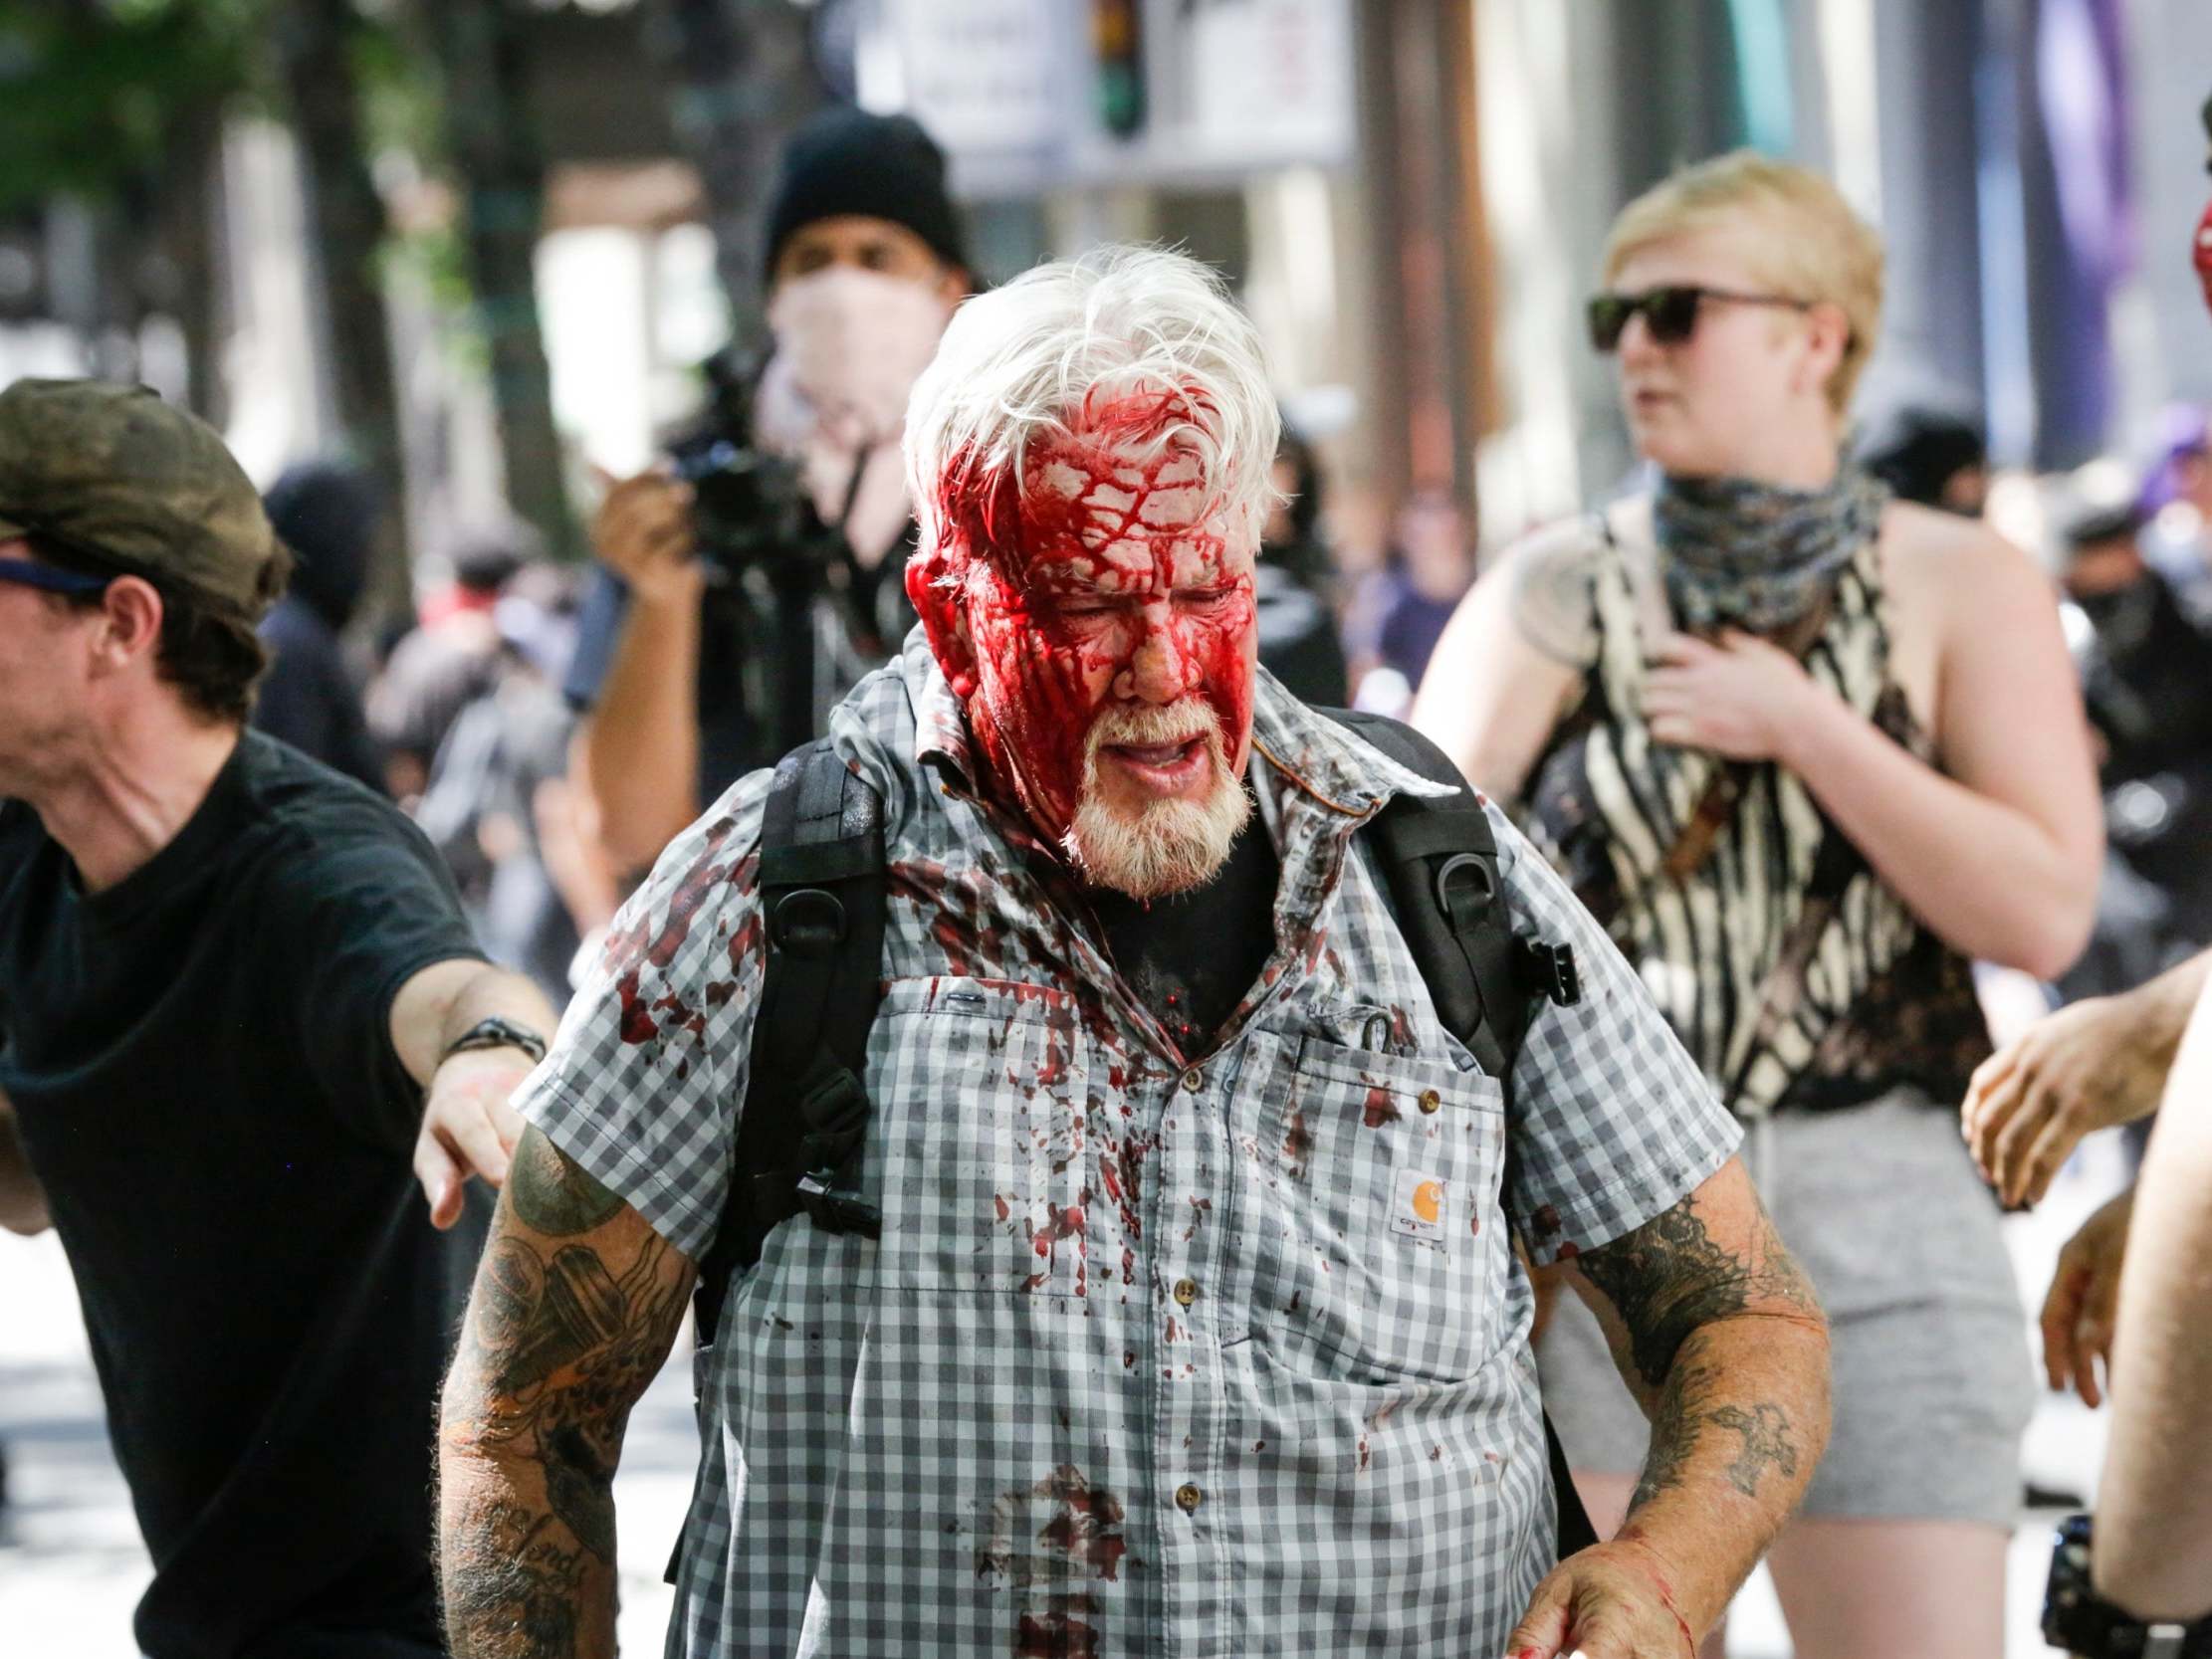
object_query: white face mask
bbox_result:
[754,266,955,568]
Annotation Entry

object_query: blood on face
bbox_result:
[914,405,1258,851]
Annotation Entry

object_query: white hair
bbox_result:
[904,244,1280,574]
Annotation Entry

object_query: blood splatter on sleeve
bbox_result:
[510,767,776,1264]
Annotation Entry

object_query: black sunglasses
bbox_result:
[0,509,130,594]
[1586,285,1814,352]
[0,556,110,596]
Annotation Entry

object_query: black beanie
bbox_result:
[762,105,967,281]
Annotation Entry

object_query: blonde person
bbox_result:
[1415,153,2101,1657]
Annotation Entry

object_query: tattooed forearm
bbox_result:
[1710,1402,1800,1499]
[439,1137,695,1659]
[1630,1351,1802,1511]
[1564,1162,1829,1640]
[1628,1350,1716,1511]
[442,1493,591,1659]
[1575,1193,1820,1390]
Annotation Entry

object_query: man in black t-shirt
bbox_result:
[0,378,557,1659]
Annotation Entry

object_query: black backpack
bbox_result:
[689,709,1597,1559]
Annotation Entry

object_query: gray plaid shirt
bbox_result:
[521,628,1740,1658]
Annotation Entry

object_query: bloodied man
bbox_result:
[930,419,1260,898]
[438,248,1831,1659]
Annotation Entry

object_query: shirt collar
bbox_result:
[1247,676,1458,818]
[899,625,981,788]
[892,624,1457,817]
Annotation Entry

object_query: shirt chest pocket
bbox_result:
[1258,1037,1509,1384]
[861,977,1093,1296]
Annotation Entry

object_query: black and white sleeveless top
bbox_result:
[1524,515,1991,1119]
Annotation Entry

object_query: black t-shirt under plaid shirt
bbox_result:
[519,628,1741,1658]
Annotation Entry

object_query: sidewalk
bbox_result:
[2,1153,2119,1656]
[0,1229,685,1658]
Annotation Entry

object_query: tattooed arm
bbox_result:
[438,1126,696,1658]
[1504,1155,1831,1658]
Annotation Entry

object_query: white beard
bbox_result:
[1061,702,1250,900]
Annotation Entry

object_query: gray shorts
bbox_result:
[1535,1089,2035,1528]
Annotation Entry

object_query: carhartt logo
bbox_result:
[1391,1168,1446,1247]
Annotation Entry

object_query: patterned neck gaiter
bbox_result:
[1654,466,1889,634]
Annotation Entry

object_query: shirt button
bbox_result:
[1174,1277,1198,1307]
[1182,1067,1205,1094]
[1175,1482,1204,1514]
[1418,1088,1441,1115]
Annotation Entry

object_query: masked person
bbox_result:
[565,106,973,877]
[1414,153,2101,1658]
[438,247,1831,1659]
[0,380,556,1658]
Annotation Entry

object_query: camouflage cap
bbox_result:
[0,378,283,619]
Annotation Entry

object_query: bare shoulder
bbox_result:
[1877,500,2052,613]
[1496,511,1615,667]
[1412,512,1601,797]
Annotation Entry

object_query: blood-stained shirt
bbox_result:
[517,626,1740,1659]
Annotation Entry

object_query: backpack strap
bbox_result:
[692,738,887,1348]
[1321,710,1580,1088]
[1322,708,1596,1557]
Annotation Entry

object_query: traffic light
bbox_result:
[1092,0,1144,138]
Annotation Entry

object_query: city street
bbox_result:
[0,1142,2125,1658]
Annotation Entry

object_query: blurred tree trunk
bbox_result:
[45,0,142,378]
[647,0,823,347]
[419,0,580,561]
[277,0,413,602]
[148,101,231,432]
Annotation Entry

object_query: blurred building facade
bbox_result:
[4,0,2209,586]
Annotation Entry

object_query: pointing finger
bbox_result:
[412,1129,464,1231]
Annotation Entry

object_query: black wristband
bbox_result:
[442,1015,549,1067]
[2044,1514,2212,1659]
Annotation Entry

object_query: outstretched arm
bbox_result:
[2095,986,2212,1618]
[438,1126,696,1659]
[1963,947,2210,1208]
[390,958,560,1229]
[1507,1156,1831,1658]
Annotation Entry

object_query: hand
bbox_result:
[1642,630,1819,762]
[590,468,701,607]
[1502,1539,1698,1659]
[1962,989,2176,1208]
[413,1048,532,1230]
[2041,1187,2133,1408]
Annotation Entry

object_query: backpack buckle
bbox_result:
[1434,851,1497,915]
[794,1171,883,1238]
[771,887,847,956]
[1515,937,1582,1007]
